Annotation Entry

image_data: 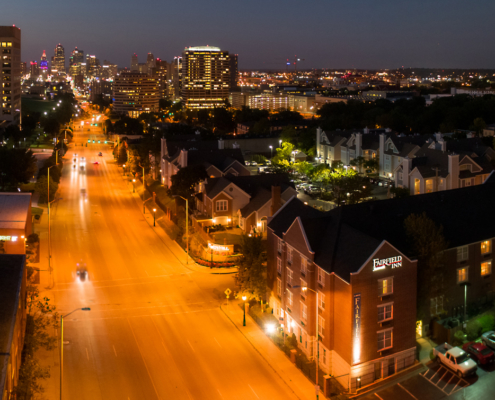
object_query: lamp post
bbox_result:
[60,308,90,400]
[242,295,247,326]
[294,285,320,399]
[269,145,273,160]
[173,195,189,264]
[153,208,156,227]
[461,281,471,324]
[132,179,136,193]
[123,164,126,176]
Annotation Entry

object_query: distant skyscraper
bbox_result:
[40,50,48,77]
[167,56,182,100]
[0,26,21,126]
[52,43,65,74]
[146,53,155,70]
[20,61,26,76]
[181,46,230,109]
[131,54,138,72]
[69,47,84,77]
[30,61,39,77]
[152,58,168,99]
[229,54,238,89]
[86,55,99,78]
[113,72,159,118]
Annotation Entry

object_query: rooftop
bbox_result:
[0,193,31,230]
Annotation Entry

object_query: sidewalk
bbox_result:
[417,336,436,364]
[221,301,317,400]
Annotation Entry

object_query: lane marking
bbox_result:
[86,348,89,360]
[145,270,149,277]
[374,394,384,400]
[187,340,195,352]
[214,337,222,348]
[217,389,224,399]
[397,383,418,400]
[248,384,259,399]
[113,345,117,357]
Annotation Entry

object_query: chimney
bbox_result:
[270,185,282,216]
[363,126,369,134]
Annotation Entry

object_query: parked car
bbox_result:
[481,331,495,350]
[433,342,477,377]
[98,152,103,156]
[462,342,495,365]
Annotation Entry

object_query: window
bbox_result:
[301,257,307,275]
[457,267,468,283]
[430,296,444,317]
[287,267,293,286]
[481,240,492,255]
[425,179,433,193]
[287,247,293,264]
[277,258,282,274]
[287,290,293,307]
[378,277,393,296]
[318,315,325,337]
[301,302,307,321]
[378,303,393,322]
[277,278,282,296]
[215,200,227,211]
[377,329,393,351]
[481,261,492,277]
[318,292,325,310]
[398,172,403,181]
[317,267,325,287]
[300,279,307,295]
[277,239,283,255]
[457,246,469,262]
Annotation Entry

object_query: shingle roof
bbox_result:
[187,149,245,170]
[0,193,31,230]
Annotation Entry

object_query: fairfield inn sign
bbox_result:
[373,256,402,271]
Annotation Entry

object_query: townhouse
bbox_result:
[267,174,495,391]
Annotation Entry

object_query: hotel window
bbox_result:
[318,292,325,310]
[378,277,393,296]
[318,315,325,337]
[425,179,433,193]
[377,329,393,352]
[287,267,293,286]
[430,296,444,317]
[481,240,491,254]
[301,257,307,276]
[301,302,307,321]
[300,279,307,295]
[481,261,492,277]
[457,246,469,262]
[277,278,282,296]
[215,200,227,211]
[378,303,393,322]
[457,267,468,283]
[287,247,293,265]
[287,290,293,307]
[277,258,282,274]
[277,239,283,255]
[317,267,325,287]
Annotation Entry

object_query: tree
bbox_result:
[0,147,37,191]
[294,161,314,177]
[237,234,266,300]
[169,165,208,202]
[404,213,448,320]
[390,186,411,198]
[251,118,270,135]
[319,167,372,206]
[471,117,487,137]
[118,141,128,164]
[34,175,58,204]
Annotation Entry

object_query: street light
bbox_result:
[173,195,189,264]
[132,179,136,193]
[293,285,320,399]
[269,145,273,160]
[242,295,247,326]
[122,164,126,176]
[153,208,156,226]
[60,307,90,400]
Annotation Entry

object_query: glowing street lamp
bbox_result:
[242,295,247,326]
[132,179,136,193]
[269,145,273,160]
[122,164,126,176]
[153,208,157,226]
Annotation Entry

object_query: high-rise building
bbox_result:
[40,50,48,78]
[229,54,238,89]
[69,47,84,77]
[86,55,99,78]
[167,56,182,100]
[30,61,39,78]
[181,46,230,109]
[131,54,138,72]
[151,58,168,99]
[113,72,159,118]
[20,62,26,77]
[0,26,21,127]
[146,53,155,70]
[52,43,65,75]
[102,60,118,79]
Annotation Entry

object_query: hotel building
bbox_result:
[181,46,230,109]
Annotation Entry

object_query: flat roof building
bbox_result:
[113,72,159,118]
[0,26,21,127]
[0,193,32,254]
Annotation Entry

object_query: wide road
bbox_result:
[43,115,298,400]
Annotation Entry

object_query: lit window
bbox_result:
[300,279,307,295]
[378,303,393,322]
[287,290,293,307]
[481,261,492,277]
[317,267,325,287]
[457,267,468,283]
[277,258,282,274]
[377,329,393,351]
[215,200,227,211]
[318,315,325,337]
[457,246,469,261]
[277,278,282,296]
[481,240,491,254]
[301,302,307,321]
[301,257,307,275]
[425,179,433,193]
[286,267,293,286]
[287,247,293,264]
[277,239,283,254]
[323,348,327,365]
[318,292,325,310]
[378,277,393,296]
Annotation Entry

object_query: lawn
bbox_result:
[22,97,57,114]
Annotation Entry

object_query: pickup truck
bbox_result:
[432,342,477,377]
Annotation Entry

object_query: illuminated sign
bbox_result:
[373,256,402,271]
[352,293,361,364]
[208,243,229,252]
[0,236,17,242]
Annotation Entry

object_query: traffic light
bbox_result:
[98,140,100,143]
[92,140,95,143]
[104,141,107,144]
[87,139,90,143]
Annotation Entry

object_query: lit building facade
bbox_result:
[131,53,138,72]
[113,72,159,118]
[0,26,21,127]
[52,43,65,75]
[229,53,238,89]
[181,46,230,109]
[69,47,84,77]
[40,50,48,77]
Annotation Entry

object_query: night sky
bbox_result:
[3,0,495,70]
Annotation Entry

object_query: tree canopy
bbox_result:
[0,148,37,191]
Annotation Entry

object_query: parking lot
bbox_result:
[359,360,495,400]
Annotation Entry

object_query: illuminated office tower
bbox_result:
[146,53,155,70]
[69,47,84,77]
[113,72,159,118]
[229,53,238,88]
[52,43,65,74]
[0,26,21,126]
[131,53,138,71]
[181,46,230,109]
[40,50,48,78]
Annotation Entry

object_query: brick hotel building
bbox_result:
[267,174,495,392]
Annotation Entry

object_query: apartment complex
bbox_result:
[181,46,230,109]
[113,72,159,118]
[0,26,21,128]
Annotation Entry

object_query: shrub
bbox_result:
[453,330,466,346]
[478,315,495,334]
[466,320,482,341]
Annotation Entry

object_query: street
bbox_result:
[38,114,304,400]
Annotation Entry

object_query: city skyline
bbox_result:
[2,0,495,70]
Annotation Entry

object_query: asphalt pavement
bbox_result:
[36,117,315,400]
